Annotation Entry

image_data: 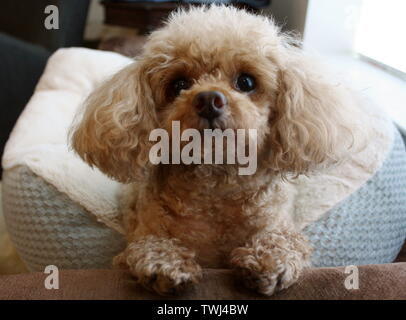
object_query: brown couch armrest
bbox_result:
[1,263,405,300]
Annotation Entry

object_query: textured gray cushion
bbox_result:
[2,166,125,271]
[305,126,406,266]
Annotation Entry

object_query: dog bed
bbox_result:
[2,48,406,271]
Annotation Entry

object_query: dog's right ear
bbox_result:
[70,62,156,183]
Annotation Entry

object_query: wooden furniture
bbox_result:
[101,1,259,34]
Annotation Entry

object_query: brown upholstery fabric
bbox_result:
[0,263,405,300]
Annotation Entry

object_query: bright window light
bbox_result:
[354,0,406,75]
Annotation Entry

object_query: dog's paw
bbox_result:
[230,230,311,296]
[231,252,302,296]
[114,237,202,295]
[137,260,202,295]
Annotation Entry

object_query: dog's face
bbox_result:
[71,6,354,182]
[146,23,278,137]
[144,13,281,166]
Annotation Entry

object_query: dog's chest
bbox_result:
[131,170,293,267]
[164,200,255,267]
[156,182,280,267]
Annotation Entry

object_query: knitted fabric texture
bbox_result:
[2,166,126,271]
[304,126,406,267]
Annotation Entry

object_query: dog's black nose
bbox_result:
[194,91,227,120]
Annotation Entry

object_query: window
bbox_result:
[354,0,406,78]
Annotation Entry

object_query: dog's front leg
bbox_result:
[230,227,312,296]
[113,235,202,295]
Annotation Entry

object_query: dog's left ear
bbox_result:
[267,51,355,175]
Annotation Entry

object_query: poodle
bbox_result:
[71,5,362,295]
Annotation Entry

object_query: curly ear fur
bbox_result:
[268,48,356,175]
[70,62,156,182]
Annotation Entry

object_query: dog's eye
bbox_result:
[235,73,256,93]
[171,77,191,96]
